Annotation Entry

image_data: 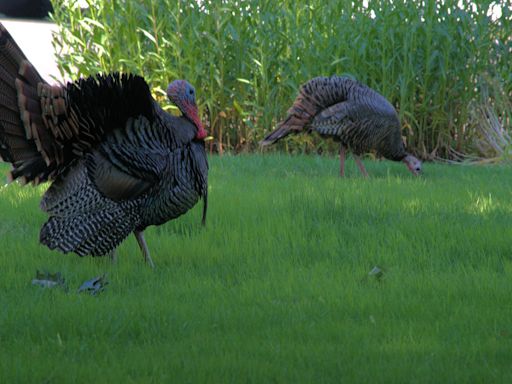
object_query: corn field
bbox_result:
[50,0,512,160]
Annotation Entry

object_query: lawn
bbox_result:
[1,154,511,383]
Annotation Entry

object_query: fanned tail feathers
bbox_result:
[0,21,156,185]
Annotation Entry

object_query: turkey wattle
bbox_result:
[0,23,208,267]
[261,75,422,177]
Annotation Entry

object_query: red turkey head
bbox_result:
[403,154,422,176]
[167,80,207,140]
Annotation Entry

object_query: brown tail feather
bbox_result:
[260,89,319,146]
[18,93,41,114]
[0,106,22,126]
[15,79,38,98]
[0,92,19,113]
[0,22,159,185]
[260,125,294,146]
[0,22,52,184]
[0,120,26,137]
[0,30,27,69]
[0,66,17,90]
[18,60,44,85]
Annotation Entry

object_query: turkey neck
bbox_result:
[133,108,207,229]
[154,103,196,148]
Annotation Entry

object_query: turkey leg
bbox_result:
[339,145,346,177]
[353,154,369,177]
[108,249,118,264]
[134,231,155,268]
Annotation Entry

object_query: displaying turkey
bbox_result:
[0,23,208,267]
[260,75,422,177]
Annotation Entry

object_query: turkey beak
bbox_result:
[411,166,421,176]
[403,157,421,176]
[413,162,422,176]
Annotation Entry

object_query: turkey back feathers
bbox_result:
[261,76,360,145]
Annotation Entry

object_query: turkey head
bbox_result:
[167,80,207,140]
[403,154,422,175]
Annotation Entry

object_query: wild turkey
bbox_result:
[0,23,208,267]
[260,75,422,177]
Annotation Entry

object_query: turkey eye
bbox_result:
[189,89,194,95]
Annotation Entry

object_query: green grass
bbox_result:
[1,155,512,383]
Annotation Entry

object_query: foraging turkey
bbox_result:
[260,76,422,177]
[0,24,208,267]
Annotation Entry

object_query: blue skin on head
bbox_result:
[166,80,206,140]
[167,80,196,107]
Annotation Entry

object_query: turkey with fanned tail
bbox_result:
[0,23,208,267]
[260,75,421,177]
